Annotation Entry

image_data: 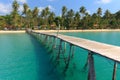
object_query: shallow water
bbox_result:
[61,31,120,80]
[1,32,120,80]
[0,33,60,80]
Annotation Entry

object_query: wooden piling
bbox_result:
[88,51,96,80]
[44,35,48,44]
[64,42,66,52]
[29,31,120,80]
[52,37,56,49]
[68,44,72,64]
[57,39,62,60]
[63,44,72,73]
[112,61,117,80]
[71,46,74,58]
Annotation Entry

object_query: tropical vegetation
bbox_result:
[0,0,120,30]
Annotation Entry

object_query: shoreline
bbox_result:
[0,30,25,33]
[1,29,120,33]
[34,29,120,33]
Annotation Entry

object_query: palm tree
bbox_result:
[48,12,55,24]
[104,10,111,18]
[0,16,6,29]
[84,12,91,29]
[62,6,67,29]
[22,3,29,16]
[11,0,20,29]
[22,3,29,28]
[32,7,39,28]
[26,9,32,28]
[12,0,19,12]
[41,7,50,29]
[40,9,46,29]
[97,7,102,17]
[97,7,102,28]
[62,6,67,17]
[48,12,55,29]
[45,7,50,26]
[66,9,74,29]
[79,6,86,19]
[102,10,111,28]
[91,13,98,29]
[74,12,80,29]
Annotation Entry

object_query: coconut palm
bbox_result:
[48,12,55,25]
[32,7,39,28]
[41,7,50,29]
[104,10,111,19]
[45,7,50,25]
[22,3,29,28]
[11,0,20,29]
[97,7,102,17]
[22,3,29,16]
[66,9,74,29]
[62,6,67,29]
[74,12,80,29]
[79,6,86,19]
[26,9,32,28]
[62,6,67,17]
[12,0,19,12]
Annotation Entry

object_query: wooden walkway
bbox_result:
[30,30,120,80]
[34,31,120,63]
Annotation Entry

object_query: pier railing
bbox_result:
[28,30,120,80]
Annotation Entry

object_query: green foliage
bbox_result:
[0,1,120,30]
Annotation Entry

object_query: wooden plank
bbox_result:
[33,31,120,63]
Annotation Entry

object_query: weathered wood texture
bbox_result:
[33,31,120,63]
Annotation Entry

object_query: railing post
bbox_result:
[88,51,96,80]
[112,61,117,80]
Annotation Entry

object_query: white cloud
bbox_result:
[38,7,45,12]
[86,10,91,14]
[96,0,112,4]
[48,5,55,11]
[0,2,24,15]
[19,5,23,12]
[0,3,12,15]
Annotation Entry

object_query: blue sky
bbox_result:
[0,0,120,16]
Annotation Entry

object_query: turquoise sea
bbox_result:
[0,32,120,80]
[0,33,60,80]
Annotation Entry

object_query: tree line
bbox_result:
[0,0,120,30]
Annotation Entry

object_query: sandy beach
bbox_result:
[0,30,25,33]
[34,29,120,33]
[1,29,120,33]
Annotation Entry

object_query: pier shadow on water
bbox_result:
[28,35,62,80]
[29,32,120,80]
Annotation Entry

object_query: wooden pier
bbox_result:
[28,30,120,80]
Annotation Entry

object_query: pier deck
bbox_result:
[34,31,120,63]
